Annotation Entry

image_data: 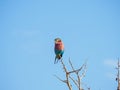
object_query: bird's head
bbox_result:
[54,38,62,44]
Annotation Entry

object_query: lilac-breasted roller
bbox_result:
[54,38,64,64]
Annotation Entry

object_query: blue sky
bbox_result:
[0,0,120,90]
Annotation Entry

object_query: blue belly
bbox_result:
[55,49,64,55]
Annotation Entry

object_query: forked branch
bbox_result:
[55,59,87,90]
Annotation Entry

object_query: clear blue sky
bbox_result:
[0,0,120,90]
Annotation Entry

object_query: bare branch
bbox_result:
[60,59,72,90]
[69,76,79,88]
[60,59,68,73]
[54,75,67,83]
[55,59,88,90]
[68,62,86,74]
[81,64,87,79]
[77,73,81,90]
[69,59,75,71]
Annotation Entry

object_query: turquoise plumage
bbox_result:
[54,38,64,64]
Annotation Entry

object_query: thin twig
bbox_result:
[81,64,87,79]
[60,59,72,90]
[69,76,79,88]
[61,59,68,73]
[56,59,87,90]
[54,75,67,83]
[69,59,75,71]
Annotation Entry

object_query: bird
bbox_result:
[54,38,64,64]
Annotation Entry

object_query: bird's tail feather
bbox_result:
[54,57,57,64]
[54,55,61,64]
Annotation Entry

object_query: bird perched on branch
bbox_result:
[54,38,64,64]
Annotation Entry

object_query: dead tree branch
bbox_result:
[55,59,87,90]
[60,59,72,90]
[54,75,67,83]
